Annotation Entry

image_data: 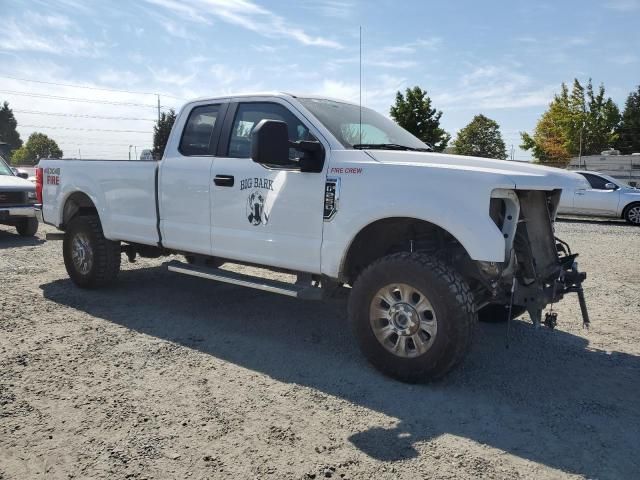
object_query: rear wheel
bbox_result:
[348,252,476,383]
[16,217,38,237]
[624,203,640,225]
[63,215,121,288]
[478,303,526,323]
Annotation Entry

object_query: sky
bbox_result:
[0,0,639,160]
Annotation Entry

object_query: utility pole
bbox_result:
[134,146,138,160]
[129,145,132,161]
[157,94,161,122]
[578,120,586,169]
[510,144,514,161]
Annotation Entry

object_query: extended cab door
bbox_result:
[210,99,328,273]
[574,173,621,216]
[159,102,228,254]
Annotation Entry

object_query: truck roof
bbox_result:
[184,92,359,107]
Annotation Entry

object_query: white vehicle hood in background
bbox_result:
[367,151,581,191]
[0,175,36,191]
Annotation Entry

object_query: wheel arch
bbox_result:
[61,191,100,228]
[339,217,474,284]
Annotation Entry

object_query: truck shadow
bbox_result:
[40,265,640,479]
[0,227,45,249]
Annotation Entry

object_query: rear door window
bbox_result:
[179,105,221,156]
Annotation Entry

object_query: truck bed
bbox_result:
[39,159,160,245]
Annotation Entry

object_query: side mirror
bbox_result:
[251,119,324,172]
[251,119,290,166]
[604,182,617,190]
[18,172,29,179]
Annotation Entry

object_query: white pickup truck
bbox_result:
[37,93,589,382]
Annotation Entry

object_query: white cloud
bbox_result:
[327,37,441,72]
[147,66,197,86]
[31,13,73,29]
[515,36,539,44]
[252,44,284,53]
[299,0,356,18]
[144,0,342,48]
[0,18,103,57]
[209,64,253,86]
[604,0,640,11]
[315,74,406,112]
[380,38,442,54]
[162,20,196,40]
[610,54,638,65]
[433,65,555,110]
[98,68,143,86]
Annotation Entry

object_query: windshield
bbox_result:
[0,157,14,176]
[298,98,429,150]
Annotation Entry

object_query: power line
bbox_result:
[0,74,186,100]
[0,89,160,108]
[14,110,156,122]
[20,133,149,143]
[57,142,144,147]
[20,124,150,133]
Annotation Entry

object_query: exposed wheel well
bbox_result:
[341,217,474,284]
[62,192,98,227]
[622,201,640,219]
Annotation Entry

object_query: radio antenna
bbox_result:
[359,25,362,145]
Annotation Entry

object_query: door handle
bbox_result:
[214,175,234,187]
[575,192,585,195]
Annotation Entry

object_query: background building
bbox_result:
[569,150,640,186]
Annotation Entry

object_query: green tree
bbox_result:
[0,101,23,153]
[11,132,63,165]
[452,114,507,159]
[521,79,620,165]
[152,109,177,159]
[584,81,620,154]
[616,85,640,154]
[390,86,450,151]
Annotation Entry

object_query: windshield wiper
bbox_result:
[352,143,431,152]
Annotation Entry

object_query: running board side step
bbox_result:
[166,260,323,300]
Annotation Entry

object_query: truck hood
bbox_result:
[366,150,581,190]
[0,174,36,191]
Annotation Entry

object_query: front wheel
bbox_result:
[16,217,38,237]
[348,252,476,383]
[63,215,121,288]
[624,203,640,225]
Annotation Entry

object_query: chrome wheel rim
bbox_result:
[628,206,640,224]
[369,283,438,358]
[71,232,93,275]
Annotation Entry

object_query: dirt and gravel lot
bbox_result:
[1,219,639,480]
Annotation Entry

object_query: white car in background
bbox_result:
[557,170,640,225]
[0,157,39,236]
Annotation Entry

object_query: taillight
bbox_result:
[36,167,43,203]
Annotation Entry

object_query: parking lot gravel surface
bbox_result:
[1,219,639,479]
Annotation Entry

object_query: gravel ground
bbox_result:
[1,219,639,480]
